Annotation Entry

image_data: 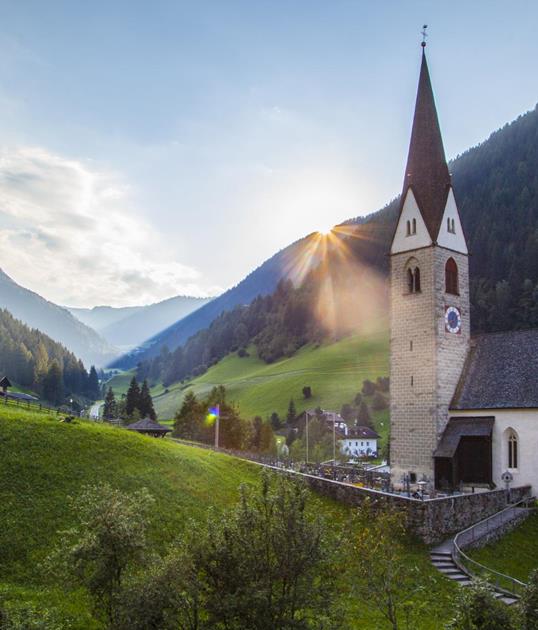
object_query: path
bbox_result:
[89,401,102,420]
[430,500,533,605]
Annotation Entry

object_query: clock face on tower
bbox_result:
[445,306,462,334]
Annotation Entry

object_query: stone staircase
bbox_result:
[430,546,518,605]
[430,499,535,606]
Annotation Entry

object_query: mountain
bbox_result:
[0,307,93,404]
[110,237,322,368]
[68,304,142,332]
[69,295,212,350]
[0,269,118,367]
[113,104,538,370]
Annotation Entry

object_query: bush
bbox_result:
[361,379,376,396]
[302,386,312,399]
[446,580,515,630]
[237,347,249,358]
[376,376,390,392]
[372,391,388,411]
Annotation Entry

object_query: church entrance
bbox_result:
[434,417,494,491]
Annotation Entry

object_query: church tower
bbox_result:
[389,46,470,487]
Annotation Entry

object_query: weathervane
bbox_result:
[421,24,428,48]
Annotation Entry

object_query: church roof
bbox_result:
[451,329,538,410]
[399,50,452,241]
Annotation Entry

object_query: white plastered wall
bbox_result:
[450,408,538,492]
[436,188,468,254]
[391,189,432,254]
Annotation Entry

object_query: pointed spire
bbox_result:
[402,48,451,240]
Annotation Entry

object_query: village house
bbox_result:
[339,426,380,458]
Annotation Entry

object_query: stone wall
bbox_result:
[266,464,530,544]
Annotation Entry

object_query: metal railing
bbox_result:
[453,496,534,598]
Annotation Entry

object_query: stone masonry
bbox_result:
[390,246,470,485]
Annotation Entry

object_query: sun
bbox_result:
[315,223,334,236]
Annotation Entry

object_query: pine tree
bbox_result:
[87,366,100,400]
[103,387,117,420]
[357,401,373,428]
[139,380,156,420]
[173,391,202,440]
[42,361,64,405]
[125,377,141,418]
[286,399,296,424]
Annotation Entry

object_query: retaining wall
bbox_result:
[264,465,530,544]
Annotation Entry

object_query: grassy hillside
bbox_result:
[0,405,453,628]
[145,331,389,421]
[469,513,538,582]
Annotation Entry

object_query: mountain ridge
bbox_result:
[113,103,538,369]
[69,295,212,350]
[0,268,118,367]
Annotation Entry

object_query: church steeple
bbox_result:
[402,49,451,241]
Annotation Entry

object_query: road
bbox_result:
[89,401,103,420]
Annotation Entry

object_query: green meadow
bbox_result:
[109,331,389,425]
[0,405,455,628]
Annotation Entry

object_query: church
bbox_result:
[389,43,538,494]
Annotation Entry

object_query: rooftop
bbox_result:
[451,329,538,410]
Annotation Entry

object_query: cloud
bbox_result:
[0,146,220,307]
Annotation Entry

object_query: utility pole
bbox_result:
[214,403,220,448]
[333,415,336,468]
[305,410,309,464]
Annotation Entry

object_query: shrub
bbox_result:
[372,391,388,411]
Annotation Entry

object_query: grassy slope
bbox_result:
[0,405,452,629]
[469,513,538,582]
[145,331,389,422]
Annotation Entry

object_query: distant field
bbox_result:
[149,331,389,421]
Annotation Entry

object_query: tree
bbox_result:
[446,580,515,630]
[348,501,429,630]
[103,387,117,420]
[377,376,390,392]
[138,380,156,420]
[286,398,296,424]
[361,379,376,396]
[519,568,538,630]
[191,471,340,629]
[125,377,141,418]
[302,385,312,399]
[51,483,154,628]
[340,403,355,422]
[357,401,373,428]
[173,391,202,440]
[42,361,64,405]
[372,391,388,410]
[87,366,100,400]
[270,411,281,431]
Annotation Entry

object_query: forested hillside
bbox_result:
[0,269,117,367]
[0,308,97,404]
[120,104,538,372]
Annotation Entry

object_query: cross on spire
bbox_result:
[421,24,428,48]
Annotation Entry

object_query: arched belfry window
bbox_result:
[405,259,421,294]
[508,430,518,469]
[412,218,417,235]
[406,220,411,236]
[445,258,459,295]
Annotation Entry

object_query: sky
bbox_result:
[0,1,537,307]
